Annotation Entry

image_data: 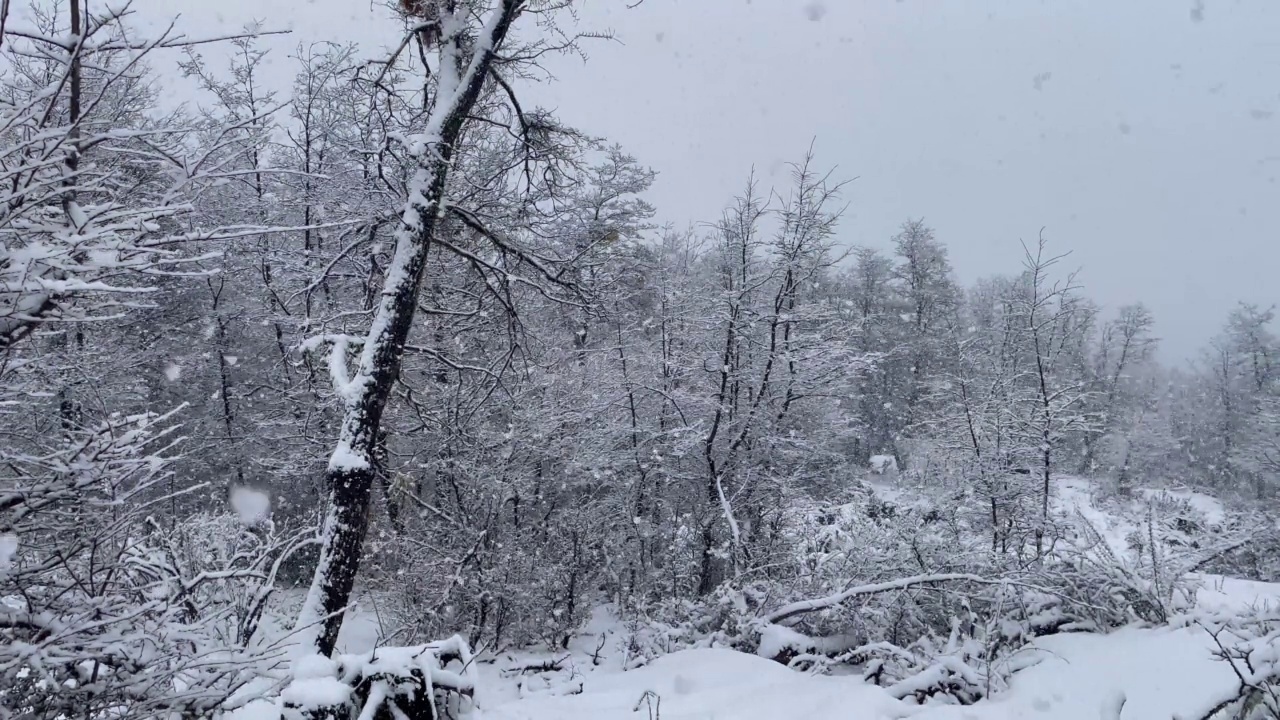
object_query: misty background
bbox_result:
[125,0,1280,360]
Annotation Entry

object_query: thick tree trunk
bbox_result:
[295,2,521,657]
[302,195,439,653]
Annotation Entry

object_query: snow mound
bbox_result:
[280,676,350,713]
[486,628,1246,720]
[1195,574,1280,614]
[1139,486,1228,527]
[484,648,902,720]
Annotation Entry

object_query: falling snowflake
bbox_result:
[230,486,271,527]
[803,2,826,21]
[0,534,17,573]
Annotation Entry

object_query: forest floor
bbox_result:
[243,476,1279,719]
[475,477,1278,720]
[480,620,1255,719]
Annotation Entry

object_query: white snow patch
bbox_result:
[1194,574,1280,613]
[294,653,339,680]
[869,454,898,475]
[224,699,278,720]
[484,626,1246,720]
[328,441,370,471]
[163,362,182,381]
[280,676,350,711]
[486,648,901,720]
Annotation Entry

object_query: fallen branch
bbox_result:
[500,654,571,677]
[765,573,988,624]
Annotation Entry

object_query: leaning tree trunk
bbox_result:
[295,2,522,657]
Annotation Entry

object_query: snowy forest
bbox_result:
[2,1,1279,719]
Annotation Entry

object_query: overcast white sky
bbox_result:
[121,0,1279,360]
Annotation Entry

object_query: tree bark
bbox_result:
[296,2,522,657]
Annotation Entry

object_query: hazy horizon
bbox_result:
[117,0,1280,362]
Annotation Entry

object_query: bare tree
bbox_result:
[1081,303,1156,475]
[1016,235,1094,557]
[294,0,597,656]
[0,3,307,716]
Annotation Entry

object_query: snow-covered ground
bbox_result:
[1195,574,1280,614]
[477,585,1265,720]
[474,584,1269,720]
[483,627,1241,720]
[474,477,1273,720]
[240,476,1275,720]
[1054,475,1234,555]
[485,647,903,720]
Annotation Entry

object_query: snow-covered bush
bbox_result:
[366,499,609,654]
[603,481,1212,706]
[1177,608,1280,720]
[0,413,312,718]
[1204,531,1280,584]
[1056,510,1195,626]
[280,637,477,720]
[614,584,761,669]
[1193,504,1280,582]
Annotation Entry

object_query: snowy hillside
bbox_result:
[464,477,1280,720]
[226,476,1279,720]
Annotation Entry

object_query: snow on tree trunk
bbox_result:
[295,1,523,657]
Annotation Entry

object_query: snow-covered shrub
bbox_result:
[281,637,478,720]
[148,506,317,647]
[1082,483,1269,583]
[1204,531,1280,584]
[498,651,588,699]
[0,413,312,718]
[1116,491,1226,551]
[614,584,759,669]
[758,588,1045,706]
[368,500,608,654]
[1177,608,1280,720]
[755,489,996,640]
[864,612,1036,706]
[1195,505,1280,583]
[610,488,1011,694]
[604,482,1208,706]
[1053,510,1195,626]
